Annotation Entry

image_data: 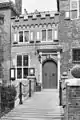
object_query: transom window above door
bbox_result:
[16,55,29,79]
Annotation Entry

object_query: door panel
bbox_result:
[42,60,57,89]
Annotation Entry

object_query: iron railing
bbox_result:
[0,78,36,114]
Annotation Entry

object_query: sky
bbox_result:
[12,0,57,13]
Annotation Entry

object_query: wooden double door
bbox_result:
[42,60,57,89]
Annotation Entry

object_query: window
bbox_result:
[42,30,46,41]
[17,55,22,66]
[72,49,80,62]
[65,12,70,18]
[14,33,17,42]
[19,31,23,42]
[70,0,79,19]
[23,55,28,78]
[54,30,58,40]
[36,32,40,40]
[48,29,52,41]
[17,55,29,79]
[30,32,33,41]
[24,31,29,42]
[17,68,22,79]
[0,16,4,25]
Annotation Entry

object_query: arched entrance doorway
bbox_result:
[42,59,57,89]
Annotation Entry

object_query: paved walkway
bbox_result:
[1,89,64,120]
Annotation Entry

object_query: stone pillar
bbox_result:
[61,72,68,108]
[39,52,42,85]
[57,51,60,89]
[61,72,68,83]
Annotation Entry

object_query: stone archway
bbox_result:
[42,59,57,89]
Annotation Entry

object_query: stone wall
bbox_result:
[0,2,18,85]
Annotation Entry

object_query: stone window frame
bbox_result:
[65,11,70,19]
[16,54,30,80]
[72,48,80,63]
[24,31,30,43]
[19,31,23,42]
[14,33,17,42]
[36,31,40,41]
[54,30,58,40]
[18,30,30,43]
[47,29,53,41]
[41,28,54,42]
[41,29,47,42]
[70,0,79,20]
[30,31,34,41]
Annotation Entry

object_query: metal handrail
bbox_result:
[1,78,35,114]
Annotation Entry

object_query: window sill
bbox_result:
[13,42,18,44]
[30,41,34,43]
[15,79,28,81]
[36,40,40,43]
[54,39,59,42]
[17,42,29,44]
[64,18,70,20]
[41,40,53,43]
[72,61,80,64]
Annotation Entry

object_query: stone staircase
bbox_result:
[1,89,64,120]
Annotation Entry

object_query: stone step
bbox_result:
[1,89,64,120]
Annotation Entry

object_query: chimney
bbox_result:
[15,0,22,14]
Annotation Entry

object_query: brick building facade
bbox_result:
[58,0,80,77]
[11,10,62,89]
[11,0,80,89]
[1,0,80,89]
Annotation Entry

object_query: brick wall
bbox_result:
[58,0,80,75]
[66,86,80,120]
